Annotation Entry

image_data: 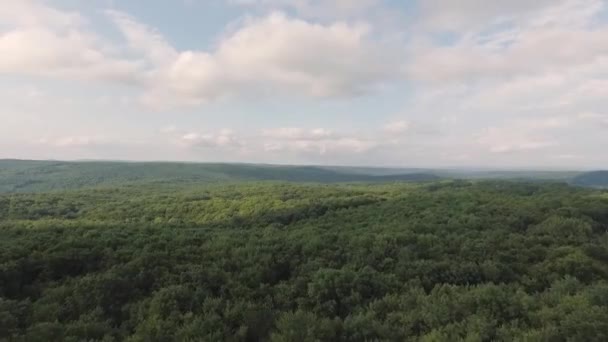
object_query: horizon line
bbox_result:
[0,158,595,173]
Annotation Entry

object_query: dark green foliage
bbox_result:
[1,180,608,341]
[572,171,608,188]
[0,160,439,193]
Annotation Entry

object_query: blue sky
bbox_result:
[1,0,607,168]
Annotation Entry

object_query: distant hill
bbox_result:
[571,171,608,188]
[323,166,435,176]
[305,166,581,181]
[434,169,581,181]
[0,160,440,193]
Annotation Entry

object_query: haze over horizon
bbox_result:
[1,0,608,168]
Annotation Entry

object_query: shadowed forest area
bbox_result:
[2,180,608,341]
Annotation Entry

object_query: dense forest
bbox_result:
[2,177,608,341]
[572,171,608,188]
[0,160,439,193]
[0,160,589,193]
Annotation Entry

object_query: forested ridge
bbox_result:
[0,160,591,194]
[0,160,438,193]
[572,171,608,188]
[2,180,608,341]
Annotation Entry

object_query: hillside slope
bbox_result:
[0,160,439,192]
[571,171,608,188]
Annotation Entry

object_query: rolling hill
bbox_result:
[571,170,608,188]
[0,160,440,193]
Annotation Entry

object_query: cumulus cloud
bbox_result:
[474,115,603,154]
[3,0,608,167]
[137,12,401,108]
[259,126,383,157]
[262,127,334,140]
[400,0,608,166]
[0,0,85,28]
[263,137,378,155]
[174,130,243,149]
[54,136,101,148]
[105,10,177,66]
[157,126,244,152]
[477,126,558,154]
[34,136,115,148]
[0,0,141,82]
[1,2,402,109]
[409,0,607,83]
[158,125,383,158]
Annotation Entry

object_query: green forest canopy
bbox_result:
[0,159,592,193]
[0,160,441,193]
[572,171,608,188]
[2,179,608,341]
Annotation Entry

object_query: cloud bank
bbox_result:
[1,0,607,167]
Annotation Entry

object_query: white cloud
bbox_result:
[477,126,558,154]
[54,136,101,147]
[175,129,242,149]
[137,11,401,108]
[262,127,333,140]
[383,120,410,134]
[106,10,177,66]
[0,0,85,28]
[260,126,381,156]
[3,0,608,167]
[160,125,381,158]
[0,1,141,82]
[400,0,608,166]
[475,116,582,154]
[409,0,607,82]
[263,137,378,155]
[3,3,402,108]
[34,136,109,148]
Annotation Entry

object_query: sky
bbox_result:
[1,0,607,169]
